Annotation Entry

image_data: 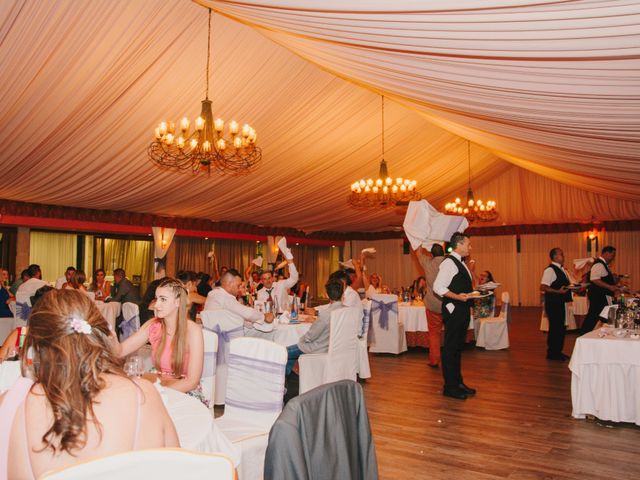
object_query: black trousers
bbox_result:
[581,294,608,334]
[545,300,567,356]
[441,302,470,388]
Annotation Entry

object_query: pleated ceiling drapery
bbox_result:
[0,0,638,235]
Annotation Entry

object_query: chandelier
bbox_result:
[148,9,261,175]
[348,96,420,209]
[444,140,498,222]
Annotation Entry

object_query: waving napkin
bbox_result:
[277,236,294,260]
[573,257,594,270]
[340,259,355,269]
[361,248,377,256]
[252,256,263,267]
[403,200,469,250]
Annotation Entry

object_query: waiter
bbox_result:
[433,232,475,400]
[581,245,619,334]
[540,248,572,361]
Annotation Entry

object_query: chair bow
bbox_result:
[371,299,398,330]
[204,324,244,365]
[16,302,31,321]
[120,314,139,340]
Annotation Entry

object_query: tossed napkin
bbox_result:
[340,259,355,269]
[403,199,469,250]
[573,257,594,270]
[252,256,263,267]
[277,236,293,260]
[361,248,377,256]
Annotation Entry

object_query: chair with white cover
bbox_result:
[356,300,372,380]
[39,449,235,480]
[201,328,218,411]
[476,292,510,350]
[13,292,31,328]
[201,308,245,405]
[298,307,360,394]
[368,294,407,355]
[216,337,287,480]
[120,302,140,341]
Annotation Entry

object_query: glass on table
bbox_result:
[124,355,142,377]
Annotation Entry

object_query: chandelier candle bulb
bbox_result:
[154,128,162,139]
[229,121,239,135]
[180,117,189,131]
[202,140,211,152]
[190,139,198,149]
[385,177,392,186]
[195,116,205,131]
[159,122,167,135]
[165,133,174,145]
[214,118,224,132]
[233,136,242,149]
[242,124,251,137]
[216,138,226,150]
[177,137,185,149]
[373,186,379,193]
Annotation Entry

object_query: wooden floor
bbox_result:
[362,307,640,480]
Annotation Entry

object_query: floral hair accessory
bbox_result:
[70,317,92,335]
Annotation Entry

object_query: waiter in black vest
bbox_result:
[540,248,572,360]
[433,232,475,400]
[581,245,619,334]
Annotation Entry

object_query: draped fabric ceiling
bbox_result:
[0,0,638,234]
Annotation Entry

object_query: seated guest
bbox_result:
[205,271,274,335]
[139,278,164,325]
[330,270,362,312]
[248,271,262,294]
[363,272,382,298]
[410,276,427,300]
[196,272,213,298]
[0,268,12,318]
[113,278,204,397]
[472,270,497,319]
[0,289,179,479]
[177,271,206,321]
[285,279,344,376]
[237,280,253,306]
[55,266,75,289]
[257,258,299,313]
[89,268,112,300]
[16,264,47,297]
[0,285,54,359]
[10,269,29,296]
[107,268,141,304]
[62,270,87,291]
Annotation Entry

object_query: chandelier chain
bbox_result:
[381,95,385,159]
[468,140,471,189]
[206,8,211,100]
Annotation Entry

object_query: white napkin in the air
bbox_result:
[361,248,376,256]
[277,237,293,260]
[403,200,469,250]
[340,259,355,269]
[252,256,263,267]
[573,257,594,270]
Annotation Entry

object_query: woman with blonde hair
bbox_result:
[113,277,204,396]
[0,289,178,479]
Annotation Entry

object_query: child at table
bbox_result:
[112,278,205,402]
[0,289,178,479]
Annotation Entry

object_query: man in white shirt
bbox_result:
[582,245,619,334]
[540,248,572,360]
[205,271,274,334]
[433,233,475,400]
[55,266,76,289]
[257,259,298,313]
[17,264,48,297]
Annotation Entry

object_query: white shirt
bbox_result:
[365,284,380,299]
[433,252,472,297]
[204,287,264,328]
[55,276,67,289]
[256,262,299,310]
[17,278,48,297]
[590,257,610,281]
[541,262,571,286]
[343,285,363,310]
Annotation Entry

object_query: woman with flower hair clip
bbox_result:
[113,277,204,397]
[0,289,178,479]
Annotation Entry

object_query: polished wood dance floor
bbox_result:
[363,307,640,480]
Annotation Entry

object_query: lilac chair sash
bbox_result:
[371,299,398,330]
[202,351,217,378]
[204,324,244,365]
[15,302,31,322]
[225,353,285,412]
[120,314,138,341]
[360,306,371,338]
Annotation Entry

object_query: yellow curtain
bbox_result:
[100,238,154,293]
[29,231,77,284]
[213,239,259,275]
[602,231,640,293]
[469,235,518,305]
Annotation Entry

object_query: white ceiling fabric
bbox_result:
[0,0,638,233]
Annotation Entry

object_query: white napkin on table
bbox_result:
[573,257,594,270]
[277,237,293,260]
[252,256,263,267]
[403,200,469,250]
[253,320,274,333]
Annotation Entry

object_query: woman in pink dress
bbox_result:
[0,289,178,480]
[113,277,204,394]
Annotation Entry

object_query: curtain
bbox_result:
[470,236,519,305]
[29,231,77,284]
[99,238,154,293]
[152,226,176,278]
[174,237,214,274]
[602,231,640,293]
[213,239,259,275]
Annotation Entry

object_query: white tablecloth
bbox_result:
[569,328,640,425]
[164,388,239,464]
[0,316,14,343]
[399,305,428,332]
[96,301,121,330]
[272,322,311,346]
[0,360,21,393]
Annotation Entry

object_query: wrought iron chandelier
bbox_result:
[148,9,261,175]
[348,96,420,209]
[444,140,498,222]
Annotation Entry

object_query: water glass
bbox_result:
[125,356,141,377]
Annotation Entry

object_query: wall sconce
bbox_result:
[586,228,599,253]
